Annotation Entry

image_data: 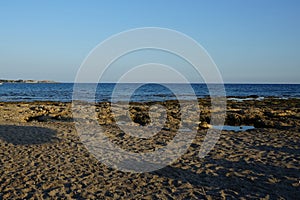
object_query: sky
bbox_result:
[0,0,299,83]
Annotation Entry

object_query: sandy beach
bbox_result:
[0,98,299,199]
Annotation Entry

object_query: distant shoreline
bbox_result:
[0,80,299,84]
[0,79,58,83]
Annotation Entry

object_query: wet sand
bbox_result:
[0,98,299,199]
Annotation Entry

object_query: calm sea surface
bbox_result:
[0,83,299,102]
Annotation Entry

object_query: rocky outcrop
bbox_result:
[0,98,299,130]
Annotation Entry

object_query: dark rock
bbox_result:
[253,118,274,128]
[249,95,259,98]
[226,113,242,126]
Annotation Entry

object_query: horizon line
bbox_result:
[63,81,300,84]
[1,79,300,84]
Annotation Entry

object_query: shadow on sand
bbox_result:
[151,157,299,199]
[0,125,58,145]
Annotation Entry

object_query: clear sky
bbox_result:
[0,0,299,83]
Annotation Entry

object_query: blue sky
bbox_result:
[0,0,299,83]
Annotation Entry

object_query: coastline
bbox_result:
[0,79,58,84]
[0,98,299,198]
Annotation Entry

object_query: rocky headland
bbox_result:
[0,79,57,83]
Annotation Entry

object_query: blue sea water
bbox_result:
[0,83,299,102]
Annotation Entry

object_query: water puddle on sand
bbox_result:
[212,125,255,132]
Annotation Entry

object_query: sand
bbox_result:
[0,98,299,199]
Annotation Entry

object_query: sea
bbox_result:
[0,83,299,103]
